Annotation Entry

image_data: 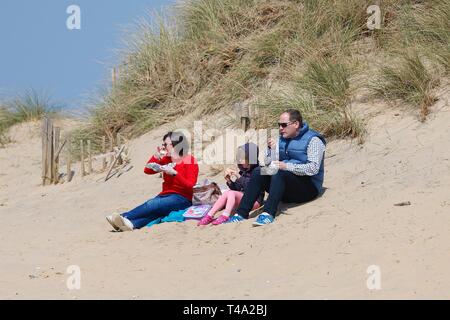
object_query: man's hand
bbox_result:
[270,161,288,171]
[267,138,277,150]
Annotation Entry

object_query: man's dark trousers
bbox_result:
[235,166,319,218]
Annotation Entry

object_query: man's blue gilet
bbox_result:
[278,122,326,193]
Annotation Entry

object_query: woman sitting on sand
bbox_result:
[198,142,264,226]
[106,131,199,232]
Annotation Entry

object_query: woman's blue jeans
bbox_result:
[122,193,192,229]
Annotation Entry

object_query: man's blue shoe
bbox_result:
[226,214,245,223]
[252,212,274,227]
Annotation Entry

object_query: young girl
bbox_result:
[198,142,264,226]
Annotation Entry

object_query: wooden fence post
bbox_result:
[41,121,68,185]
[42,118,49,186]
[111,68,117,87]
[102,136,107,171]
[117,134,123,165]
[105,145,126,182]
[49,121,54,184]
[80,140,85,177]
[53,127,60,184]
[87,140,93,174]
[241,104,250,132]
[43,118,54,185]
[109,137,114,166]
[234,102,250,132]
[66,147,72,183]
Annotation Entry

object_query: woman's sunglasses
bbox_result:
[278,121,296,128]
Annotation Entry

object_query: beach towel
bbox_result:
[145,208,188,228]
[162,209,187,223]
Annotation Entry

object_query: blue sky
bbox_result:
[0,0,174,109]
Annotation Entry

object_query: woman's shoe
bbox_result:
[197,215,214,226]
[106,214,120,231]
[112,213,134,232]
[212,215,230,225]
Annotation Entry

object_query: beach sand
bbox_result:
[0,92,449,299]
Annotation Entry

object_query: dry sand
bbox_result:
[0,92,449,300]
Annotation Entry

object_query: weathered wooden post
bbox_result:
[105,145,126,182]
[42,118,49,186]
[102,136,107,171]
[111,68,117,88]
[80,140,86,177]
[109,137,114,166]
[41,120,69,185]
[117,134,123,165]
[87,140,93,174]
[66,147,72,183]
[53,127,60,184]
[236,102,250,132]
[41,118,54,186]
[49,122,54,183]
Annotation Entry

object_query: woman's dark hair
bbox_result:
[163,131,190,157]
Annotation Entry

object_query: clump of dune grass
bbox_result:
[0,107,14,145]
[4,90,59,123]
[81,0,449,149]
[295,58,354,111]
[0,90,60,146]
[390,0,449,47]
[254,55,364,142]
[432,45,450,75]
[370,51,439,121]
[255,88,365,143]
[380,0,450,75]
[88,0,373,139]
[177,0,261,41]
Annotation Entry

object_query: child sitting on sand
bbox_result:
[198,142,264,226]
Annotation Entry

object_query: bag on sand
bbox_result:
[183,204,212,220]
[192,179,222,206]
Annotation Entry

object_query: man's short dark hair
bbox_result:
[163,131,189,157]
[283,109,303,127]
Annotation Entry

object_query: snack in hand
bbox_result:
[161,163,178,176]
[146,163,163,172]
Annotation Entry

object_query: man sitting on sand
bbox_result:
[106,131,199,232]
[228,109,326,226]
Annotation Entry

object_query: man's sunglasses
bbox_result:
[278,121,296,128]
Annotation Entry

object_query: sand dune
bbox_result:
[0,91,449,299]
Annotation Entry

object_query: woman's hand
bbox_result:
[161,164,177,176]
[154,146,167,159]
